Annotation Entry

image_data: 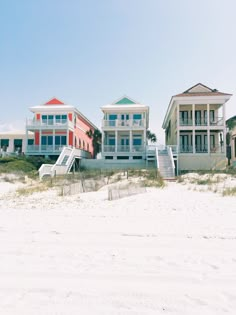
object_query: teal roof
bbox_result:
[115,97,136,105]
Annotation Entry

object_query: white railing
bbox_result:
[210,117,223,126]
[102,119,144,128]
[117,145,130,152]
[132,145,144,152]
[179,145,225,154]
[38,164,54,179]
[39,147,91,179]
[26,119,73,128]
[155,146,159,169]
[167,146,175,171]
[179,117,224,127]
[180,119,193,126]
[27,145,64,153]
[103,145,144,153]
[103,145,115,152]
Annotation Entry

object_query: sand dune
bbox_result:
[0,174,236,314]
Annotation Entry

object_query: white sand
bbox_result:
[0,175,236,314]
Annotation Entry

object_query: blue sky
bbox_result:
[0,0,235,143]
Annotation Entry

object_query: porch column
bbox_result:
[192,130,195,154]
[176,103,180,150]
[25,128,28,154]
[8,139,14,153]
[39,130,42,153]
[223,103,226,153]
[115,130,118,152]
[53,129,55,152]
[222,102,226,126]
[129,130,133,153]
[192,104,195,126]
[207,103,210,126]
[101,131,104,154]
[207,103,210,153]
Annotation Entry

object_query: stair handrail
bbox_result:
[155,146,159,169]
[167,146,175,171]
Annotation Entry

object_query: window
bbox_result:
[55,136,67,146]
[108,138,115,145]
[0,139,9,148]
[28,139,34,145]
[109,114,117,127]
[180,111,188,125]
[42,115,54,125]
[195,111,201,125]
[41,136,53,146]
[133,138,142,146]
[133,114,142,120]
[56,115,67,124]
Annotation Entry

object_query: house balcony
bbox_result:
[179,145,225,154]
[26,145,64,155]
[103,145,144,153]
[102,119,145,129]
[179,117,224,127]
[26,119,74,130]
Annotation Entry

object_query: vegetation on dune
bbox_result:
[0,156,53,175]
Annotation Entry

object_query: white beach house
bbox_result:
[101,96,150,162]
[162,83,232,171]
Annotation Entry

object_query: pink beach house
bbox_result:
[26,98,97,158]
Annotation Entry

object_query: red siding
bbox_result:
[69,131,73,146]
[68,113,73,121]
[74,115,94,157]
[35,132,39,145]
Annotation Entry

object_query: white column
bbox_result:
[129,130,133,153]
[222,102,226,126]
[192,104,195,126]
[39,130,42,152]
[192,129,195,154]
[53,129,55,152]
[102,131,104,154]
[207,103,210,154]
[176,104,180,150]
[25,128,28,154]
[115,130,118,153]
[207,129,210,154]
[8,139,14,153]
[207,103,210,126]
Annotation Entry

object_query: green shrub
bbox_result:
[222,187,236,196]
[0,160,36,173]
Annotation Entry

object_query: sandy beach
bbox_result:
[0,174,236,314]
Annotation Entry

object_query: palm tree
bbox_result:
[146,129,157,143]
[86,128,102,158]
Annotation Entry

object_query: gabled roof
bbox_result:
[44,98,65,105]
[174,83,231,97]
[162,83,232,129]
[112,96,138,105]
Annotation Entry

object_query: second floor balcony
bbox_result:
[26,118,74,130]
[179,116,224,127]
[102,119,145,129]
[103,145,144,153]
